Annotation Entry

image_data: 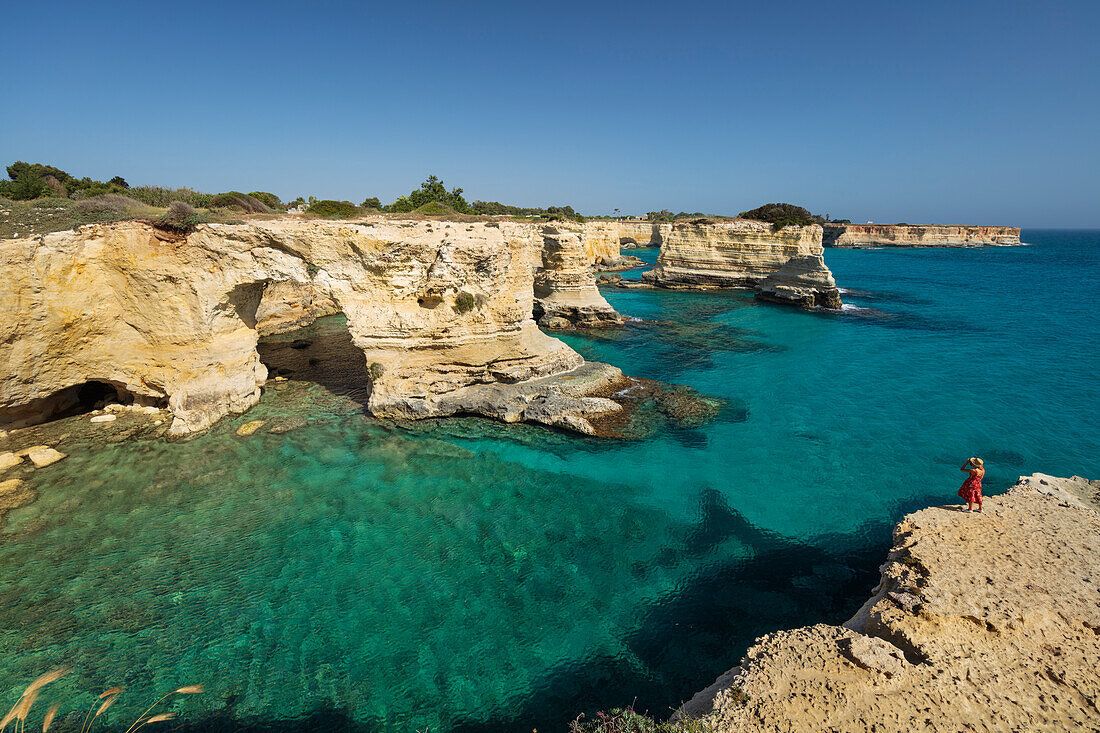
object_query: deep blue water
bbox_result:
[0,231,1096,731]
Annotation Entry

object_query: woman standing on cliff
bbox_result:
[958,457,985,512]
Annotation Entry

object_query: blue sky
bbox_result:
[3,0,1098,226]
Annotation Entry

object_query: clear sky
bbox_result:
[3,0,1098,226]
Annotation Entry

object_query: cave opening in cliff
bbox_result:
[257,315,372,410]
[0,380,138,430]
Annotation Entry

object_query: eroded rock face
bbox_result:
[579,221,667,263]
[616,221,668,247]
[679,474,1100,732]
[755,253,842,309]
[0,219,620,436]
[532,224,623,329]
[642,219,841,309]
[579,221,622,264]
[823,223,1022,248]
[255,281,339,336]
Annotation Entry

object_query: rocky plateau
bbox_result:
[823,223,1022,248]
[678,473,1100,732]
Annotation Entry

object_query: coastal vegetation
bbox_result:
[306,199,359,218]
[0,162,844,237]
[0,666,203,733]
[0,164,593,233]
[570,707,715,732]
[156,201,204,234]
[737,203,816,230]
[645,210,709,222]
[384,175,471,214]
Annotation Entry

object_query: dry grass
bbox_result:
[0,669,202,733]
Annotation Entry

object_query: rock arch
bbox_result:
[0,219,622,437]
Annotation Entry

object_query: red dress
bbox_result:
[958,471,983,504]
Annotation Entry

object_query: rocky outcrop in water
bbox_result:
[533,224,623,329]
[642,219,841,309]
[755,254,842,309]
[0,219,623,436]
[823,223,1022,248]
[678,473,1100,732]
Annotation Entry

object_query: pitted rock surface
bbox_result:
[681,474,1100,732]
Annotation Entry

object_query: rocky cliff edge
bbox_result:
[0,219,624,436]
[678,473,1100,731]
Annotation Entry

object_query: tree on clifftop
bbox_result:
[385,175,470,214]
[738,203,816,230]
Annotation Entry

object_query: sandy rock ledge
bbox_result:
[678,473,1100,732]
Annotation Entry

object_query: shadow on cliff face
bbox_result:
[257,316,372,409]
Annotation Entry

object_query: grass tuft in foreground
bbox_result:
[0,667,203,733]
[570,706,716,733]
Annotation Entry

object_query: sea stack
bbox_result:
[643,219,842,309]
[532,223,623,329]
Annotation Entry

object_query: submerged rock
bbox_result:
[0,478,36,511]
[25,446,65,468]
[236,420,266,436]
[0,452,20,472]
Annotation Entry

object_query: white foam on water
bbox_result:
[841,303,874,314]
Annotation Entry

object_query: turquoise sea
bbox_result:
[1,231,1097,731]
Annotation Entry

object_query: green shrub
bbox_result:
[248,191,282,210]
[156,200,204,233]
[74,194,147,219]
[368,362,384,380]
[208,191,271,213]
[0,175,50,200]
[454,291,477,313]
[127,186,214,208]
[738,203,816,230]
[361,196,382,209]
[307,199,359,218]
[415,201,457,216]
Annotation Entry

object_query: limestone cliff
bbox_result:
[823,223,1022,248]
[0,219,622,436]
[642,219,842,309]
[678,474,1100,732]
[615,221,668,247]
[579,221,623,265]
[532,224,623,329]
[579,221,667,265]
[755,254,842,310]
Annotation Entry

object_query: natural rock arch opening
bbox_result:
[256,314,373,410]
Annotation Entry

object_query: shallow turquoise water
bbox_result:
[0,231,1096,731]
